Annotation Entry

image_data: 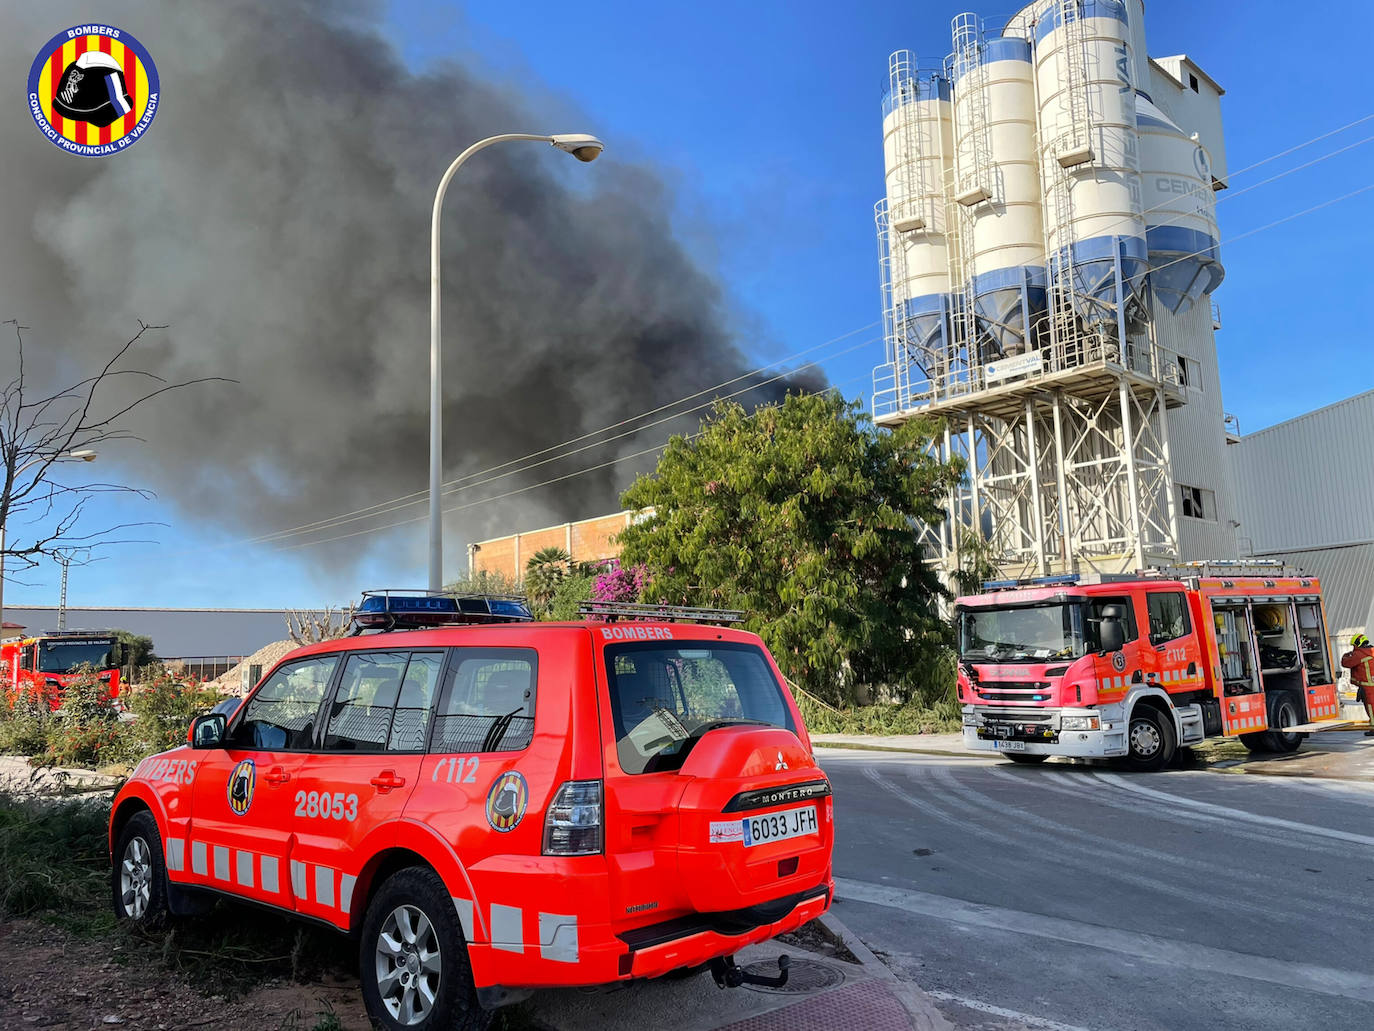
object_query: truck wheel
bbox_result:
[359,866,487,1031]
[1122,706,1175,772]
[1264,694,1305,754]
[111,810,170,928]
[1005,753,1048,765]
[1239,731,1272,753]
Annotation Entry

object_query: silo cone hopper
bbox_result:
[1054,235,1150,332]
[897,293,957,377]
[971,266,1047,357]
[1147,233,1223,314]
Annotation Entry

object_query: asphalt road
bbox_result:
[819,749,1374,1031]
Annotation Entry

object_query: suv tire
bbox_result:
[360,866,487,1031]
[111,810,170,928]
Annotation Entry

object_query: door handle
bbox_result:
[265,766,290,785]
[370,770,407,793]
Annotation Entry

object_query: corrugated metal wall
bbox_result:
[1157,298,1240,561]
[1229,390,1374,554]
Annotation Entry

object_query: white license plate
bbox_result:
[741,805,818,848]
[993,739,1027,752]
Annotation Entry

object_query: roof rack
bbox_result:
[354,589,533,631]
[577,601,745,625]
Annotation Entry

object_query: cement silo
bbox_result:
[1032,0,1149,335]
[1136,92,1224,313]
[950,17,1046,358]
[880,50,959,377]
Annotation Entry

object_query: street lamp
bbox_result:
[0,449,99,635]
[428,133,604,592]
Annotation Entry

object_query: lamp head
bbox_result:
[551,134,604,163]
[66,449,98,462]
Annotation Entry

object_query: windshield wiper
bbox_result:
[479,707,523,753]
[687,717,771,740]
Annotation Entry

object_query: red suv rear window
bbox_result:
[603,641,795,774]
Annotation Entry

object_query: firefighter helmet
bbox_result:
[52,52,133,128]
[1354,633,1370,649]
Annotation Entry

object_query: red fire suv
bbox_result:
[109,594,834,1030]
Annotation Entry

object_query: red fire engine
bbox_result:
[1,629,122,707]
[955,561,1350,771]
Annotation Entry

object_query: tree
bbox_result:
[112,629,157,682]
[284,604,356,645]
[617,392,962,707]
[949,529,1002,598]
[524,546,573,618]
[0,320,223,587]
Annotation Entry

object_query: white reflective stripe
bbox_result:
[261,856,280,894]
[451,897,474,941]
[290,860,307,900]
[340,874,356,916]
[191,840,208,876]
[491,903,524,953]
[213,845,231,882]
[1116,676,1125,689]
[166,838,185,873]
[236,850,254,888]
[539,912,578,963]
[315,866,335,908]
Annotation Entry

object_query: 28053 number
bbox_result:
[294,790,358,822]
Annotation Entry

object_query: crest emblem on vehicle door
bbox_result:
[775,751,788,771]
[485,771,529,832]
[226,758,256,817]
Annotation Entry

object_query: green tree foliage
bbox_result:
[548,571,596,621]
[524,546,571,617]
[949,530,1002,599]
[113,629,157,681]
[617,392,961,707]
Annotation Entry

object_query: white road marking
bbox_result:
[1091,772,1374,848]
[835,877,1374,1003]
[924,990,1095,1031]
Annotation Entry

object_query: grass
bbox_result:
[793,692,962,736]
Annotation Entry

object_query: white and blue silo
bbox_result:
[1135,93,1224,313]
[1031,0,1149,334]
[880,50,959,376]
[950,17,1047,358]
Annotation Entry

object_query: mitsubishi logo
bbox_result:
[775,751,789,771]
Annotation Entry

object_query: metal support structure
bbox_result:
[1050,393,1073,566]
[1118,377,1145,570]
[1024,398,1048,574]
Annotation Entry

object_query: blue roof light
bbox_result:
[354,590,533,630]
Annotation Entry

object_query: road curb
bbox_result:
[813,741,982,760]
[816,910,954,1031]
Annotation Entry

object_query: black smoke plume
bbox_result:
[0,0,824,574]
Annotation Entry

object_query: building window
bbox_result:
[1178,484,1217,521]
[1178,356,1203,392]
[1188,73,1199,92]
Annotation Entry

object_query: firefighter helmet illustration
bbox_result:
[485,771,529,832]
[227,758,256,816]
[53,52,132,127]
[27,24,160,156]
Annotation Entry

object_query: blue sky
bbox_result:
[8,0,1371,612]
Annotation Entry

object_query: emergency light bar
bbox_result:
[355,589,533,630]
[578,601,745,625]
[981,574,1080,591]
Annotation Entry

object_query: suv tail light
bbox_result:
[542,780,603,856]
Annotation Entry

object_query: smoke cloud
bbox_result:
[0,0,823,573]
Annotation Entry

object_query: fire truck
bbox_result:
[955,561,1349,771]
[1,629,122,707]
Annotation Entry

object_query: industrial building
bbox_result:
[872,0,1237,577]
[1229,390,1374,650]
[468,510,642,580]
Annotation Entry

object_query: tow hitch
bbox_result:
[710,953,790,989]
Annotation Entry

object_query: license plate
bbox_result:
[993,739,1026,752]
[741,805,818,848]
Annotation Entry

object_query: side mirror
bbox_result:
[188,713,226,749]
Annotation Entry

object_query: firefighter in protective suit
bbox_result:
[1340,633,1374,736]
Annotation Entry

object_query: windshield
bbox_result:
[958,603,1086,663]
[604,641,795,774]
[36,638,117,674]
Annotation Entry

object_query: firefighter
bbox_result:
[1340,633,1374,736]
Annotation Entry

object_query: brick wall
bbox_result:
[471,510,638,579]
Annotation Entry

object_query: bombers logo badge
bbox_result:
[485,771,529,833]
[227,758,257,817]
[27,24,160,157]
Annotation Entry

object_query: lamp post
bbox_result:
[0,449,98,635]
[428,133,604,592]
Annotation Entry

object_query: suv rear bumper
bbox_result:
[467,881,832,991]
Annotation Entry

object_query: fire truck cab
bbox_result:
[108,593,833,1031]
[955,561,1343,771]
[1,628,122,707]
